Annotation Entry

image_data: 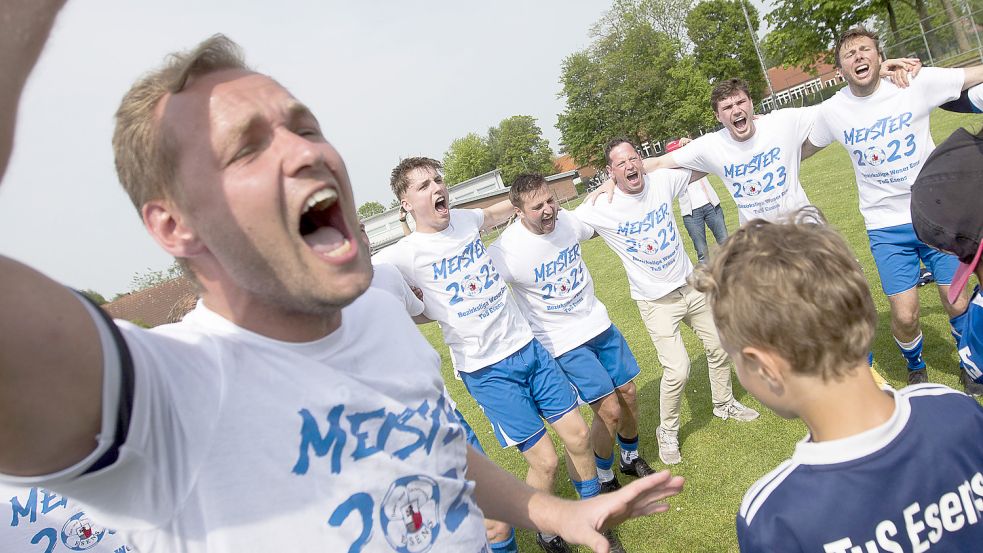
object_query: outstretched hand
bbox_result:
[553,471,685,552]
[881,57,922,88]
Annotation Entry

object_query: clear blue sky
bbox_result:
[0,0,772,297]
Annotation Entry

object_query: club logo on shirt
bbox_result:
[639,237,660,255]
[460,274,484,298]
[862,146,888,166]
[381,475,441,553]
[61,511,106,551]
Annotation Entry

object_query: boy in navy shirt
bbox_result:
[692,208,983,552]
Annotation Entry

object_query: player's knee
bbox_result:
[485,519,512,543]
[616,381,637,404]
[524,441,559,478]
[891,307,919,334]
[594,395,621,429]
[943,290,969,317]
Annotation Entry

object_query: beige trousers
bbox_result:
[636,284,733,433]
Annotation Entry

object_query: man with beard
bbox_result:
[0,3,685,552]
[576,138,759,468]
[806,26,983,393]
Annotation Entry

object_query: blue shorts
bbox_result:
[460,339,579,450]
[868,223,960,296]
[555,325,641,404]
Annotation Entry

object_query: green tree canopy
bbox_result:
[557,20,712,168]
[687,0,767,98]
[487,116,556,185]
[357,201,385,219]
[442,133,494,185]
[80,289,107,305]
[129,261,183,293]
[763,0,876,71]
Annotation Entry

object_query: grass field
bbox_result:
[419,109,983,552]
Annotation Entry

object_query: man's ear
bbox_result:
[142,199,206,259]
[741,346,788,392]
[400,197,412,214]
[513,206,523,219]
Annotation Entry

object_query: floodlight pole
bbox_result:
[741,0,777,109]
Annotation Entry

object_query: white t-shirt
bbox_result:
[575,170,693,301]
[686,177,712,209]
[0,290,488,553]
[373,209,533,373]
[488,212,612,357]
[672,107,816,224]
[0,484,133,553]
[809,67,965,229]
[372,261,425,317]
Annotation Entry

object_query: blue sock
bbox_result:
[572,476,600,499]
[490,529,517,553]
[895,334,926,371]
[618,434,638,463]
[868,352,874,367]
[595,452,615,471]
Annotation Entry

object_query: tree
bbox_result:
[486,116,556,185]
[80,289,107,305]
[557,21,709,168]
[130,261,183,293]
[389,198,400,209]
[687,0,767,97]
[763,0,876,71]
[591,0,696,48]
[357,201,385,219]
[442,133,494,185]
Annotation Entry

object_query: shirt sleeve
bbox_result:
[913,66,964,107]
[373,263,425,317]
[563,210,596,241]
[669,134,714,173]
[793,105,821,143]
[657,168,693,199]
[807,103,834,148]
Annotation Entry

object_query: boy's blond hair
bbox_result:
[690,208,876,380]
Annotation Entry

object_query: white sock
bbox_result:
[597,467,615,482]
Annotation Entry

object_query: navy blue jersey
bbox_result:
[951,287,983,385]
[737,384,983,552]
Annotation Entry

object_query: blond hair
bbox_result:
[690,208,876,379]
[112,34,249,212]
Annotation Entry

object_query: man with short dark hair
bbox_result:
[0,3,685,552]
[376,157,613,553]
[807,25,983,390]
[487,174,654,533]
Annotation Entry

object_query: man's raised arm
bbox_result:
[0,0,66,178]
[0,0,109,478]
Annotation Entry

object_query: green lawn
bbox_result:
[420,109,983,552]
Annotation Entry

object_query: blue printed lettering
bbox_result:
[292,405,347,475]
[723,148,781,178]
[441,468,470,532]
[431,238,486,281]
[533,243,582,283]
[328,493,374,553]
[843,112,913,145]
[9,487,38,526]
[39,489,67,516]
[348,408,386,461]
[617,210,656,236]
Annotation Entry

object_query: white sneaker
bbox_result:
[713,399,760,422]
[656,425,681,465]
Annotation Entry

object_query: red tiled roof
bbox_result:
[767,61,839,93]
[553,155,598,179]
[103,276,198,327]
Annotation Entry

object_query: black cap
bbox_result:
[911,127,983,303]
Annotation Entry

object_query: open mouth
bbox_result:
[625,168,640,185]
[855,64,870,78]
[433,195,449,216]
[733,115,748,131]
[299,188,354,260]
